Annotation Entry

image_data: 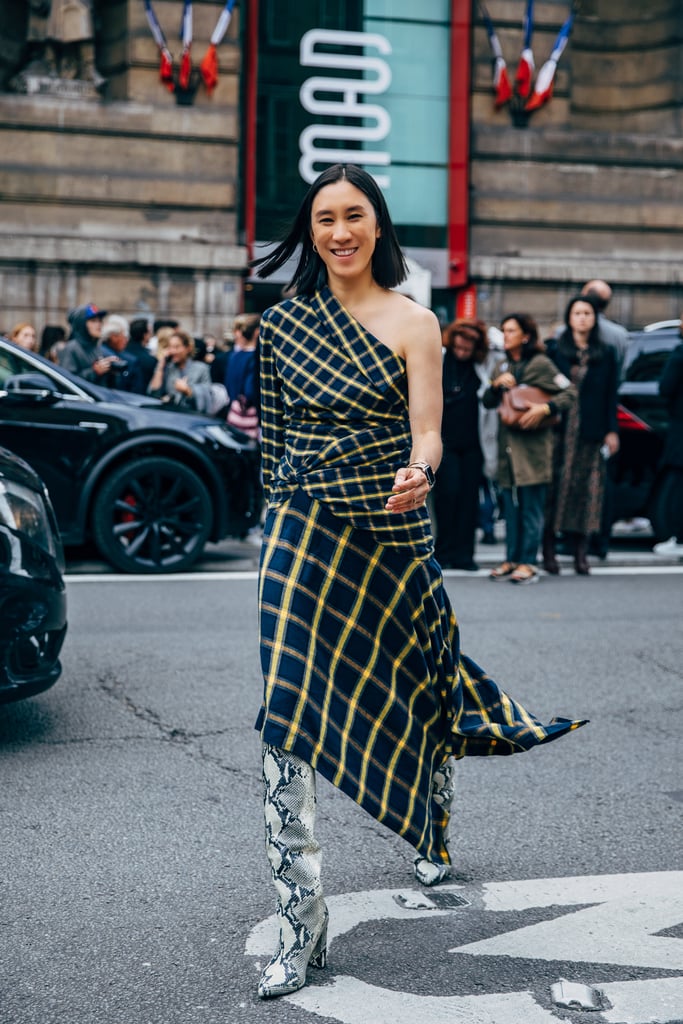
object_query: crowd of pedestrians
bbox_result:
[6,279,681,570]
[434,279,657,582]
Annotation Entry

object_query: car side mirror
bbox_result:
[1,373,63,405]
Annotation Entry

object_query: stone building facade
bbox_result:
[0,0,681,338]
[469,0,683,331]
[0,0,245,338]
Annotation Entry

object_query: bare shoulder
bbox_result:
[386,292,441,355]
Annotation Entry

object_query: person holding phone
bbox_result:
[147,328,213,413]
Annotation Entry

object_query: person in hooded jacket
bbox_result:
[58,304,120,383]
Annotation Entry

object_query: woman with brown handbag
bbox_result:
[483,313,576,584]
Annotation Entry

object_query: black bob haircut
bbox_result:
[251,164,408,295]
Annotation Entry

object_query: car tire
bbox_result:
[650,469,683,542]
[92,456,213,573]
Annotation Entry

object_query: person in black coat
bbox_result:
[127,318,158,393]
[544,295,619,575]
[653,323,683,556]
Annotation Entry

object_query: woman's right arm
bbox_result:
[147,356,166,397]
[259,314,285,500]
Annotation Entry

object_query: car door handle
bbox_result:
[78,421,108,433]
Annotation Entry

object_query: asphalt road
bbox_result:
[1,570,681,1024]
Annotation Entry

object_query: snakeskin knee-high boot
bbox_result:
[414,756,456,886]
[258,744,329,999]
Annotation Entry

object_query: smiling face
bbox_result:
[167,333,191,365]
[310,180,380,284]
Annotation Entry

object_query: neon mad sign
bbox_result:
[298,28,392,188]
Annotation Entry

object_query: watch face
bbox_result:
[425,465,435,488]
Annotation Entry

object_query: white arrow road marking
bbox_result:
[452,871,683,970]
[245,888,460,956]
[245,873,683,1024]
[289,977,559,1024]
[601,977,683,1024]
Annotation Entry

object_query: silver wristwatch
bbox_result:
[409,461,435,490]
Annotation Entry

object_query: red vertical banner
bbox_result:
[244,0,259,266]
[448,0,472,290]
[456,284,477,320]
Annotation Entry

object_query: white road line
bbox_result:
[601,977,683,1024]
[453,872,683,971]
[246,875,683,1024]
[65,565,683,583]
[289,978,558,1024]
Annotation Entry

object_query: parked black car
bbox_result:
[0,446,67,703]
[0,338,260,573]
[614,321,681,539]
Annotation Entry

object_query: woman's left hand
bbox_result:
[386,466,430,514]
[604,430,620,456]
[519,402,550,430]
[174,378,192,397]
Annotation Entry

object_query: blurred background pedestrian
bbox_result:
[483,313,575,585]
[147,328,213,413]
[434,318,489,570]
[10,322,38,352]
[545,295,619,575]
[653,317,683,557]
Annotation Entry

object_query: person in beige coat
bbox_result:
[483,313,576,584]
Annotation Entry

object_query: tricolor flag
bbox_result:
[179,0,193,91]
[514,0,535,98]
[200,0,237,94]
[525,8,575,111]
[479,2,512,108]
[143,0,174,91]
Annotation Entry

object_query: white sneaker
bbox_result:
[618,517,651,533]
[652,537,683,556]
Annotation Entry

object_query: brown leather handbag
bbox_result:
[498,384,557,429]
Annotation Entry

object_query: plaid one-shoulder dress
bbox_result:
[255,287,586,864]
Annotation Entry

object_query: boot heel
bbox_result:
[310,915,328,969]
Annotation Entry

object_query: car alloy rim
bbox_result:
[110,466,205,568]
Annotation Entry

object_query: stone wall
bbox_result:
[0,0,245,339]
[469,0,683,333]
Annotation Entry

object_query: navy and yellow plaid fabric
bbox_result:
[259,287,433,555]
[256,290,586,863]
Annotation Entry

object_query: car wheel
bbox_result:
[92,456,212,573]
[650,469,683,542]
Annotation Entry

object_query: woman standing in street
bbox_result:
[251,164,586,1000]
[483,315,576,584]
[434,318,490,570]
[545,296,619,575]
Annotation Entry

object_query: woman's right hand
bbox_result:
[493,371,516,389]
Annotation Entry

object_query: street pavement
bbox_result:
[1,555,681,1024]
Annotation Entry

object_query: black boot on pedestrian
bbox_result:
[542,530,560,575]
[574,535,590,575]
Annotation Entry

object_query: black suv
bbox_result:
[0,338,260,573]
[614,321,680,539]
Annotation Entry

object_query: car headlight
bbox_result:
[0,479,56,557]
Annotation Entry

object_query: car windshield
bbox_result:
[624,333,680,383]
[0,337,150,404]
